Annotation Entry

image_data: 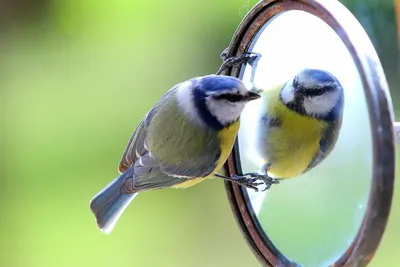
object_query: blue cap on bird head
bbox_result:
[294,69,342,93]
[197,75,245,93]
[303,69,337,82]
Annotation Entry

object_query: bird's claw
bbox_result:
[239,172,279,192]
[242,52,259,64]
[231,174,264,192]
[220,47,229,61]
[216,48,260,75]
[219,47,258,62]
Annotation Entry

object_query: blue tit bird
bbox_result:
[247,69,344,186]
[90,75,262,234]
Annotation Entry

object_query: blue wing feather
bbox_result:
[89,168,137,234]
[305,119,342,172]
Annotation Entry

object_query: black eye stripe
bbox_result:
[309,88,325,96]
[296,86,329,96]
[213,94,243,102]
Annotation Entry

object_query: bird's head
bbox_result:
[177,75,260,130]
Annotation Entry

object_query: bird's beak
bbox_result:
[243,91,261,101]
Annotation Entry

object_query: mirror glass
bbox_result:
[238,10,372,267]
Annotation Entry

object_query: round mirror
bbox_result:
[222,0,396,266]
[241,10,370,267]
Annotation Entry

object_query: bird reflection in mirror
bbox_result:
[237,69,344,191]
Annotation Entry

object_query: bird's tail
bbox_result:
[90,169,138,234]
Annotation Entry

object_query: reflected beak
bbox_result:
[243,91,261,101]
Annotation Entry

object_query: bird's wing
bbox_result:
[118,107,156,174]
[305,119,342,171]
[117,108,192,190]
[118,88,219,190]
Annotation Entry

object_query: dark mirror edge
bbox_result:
[222,0,396,266]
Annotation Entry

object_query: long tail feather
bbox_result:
[90,170,138,234]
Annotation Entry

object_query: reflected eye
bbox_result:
[311,88,325,96]
[214,94,243,102]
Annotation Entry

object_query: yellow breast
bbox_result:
[173,178,205,188]
[215,120,240,172]
[173,120,240,188]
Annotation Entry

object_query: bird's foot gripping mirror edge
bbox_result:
[216,49,261,76]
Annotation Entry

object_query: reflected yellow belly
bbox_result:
[264,104,326,178]
[267,135,321,178]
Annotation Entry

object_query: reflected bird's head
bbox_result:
[280,69,344,120]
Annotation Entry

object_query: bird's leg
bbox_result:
[216,47,259,75]
[214,173,264,192]
[249,162,280,191]
[220,47,230,62]
[239,173,279,191]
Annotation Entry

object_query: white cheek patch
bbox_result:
[280,83,295,104]
[303,90,340,116]
[237,84,249,95]
[176,81,205,127]
[206,98,245,125]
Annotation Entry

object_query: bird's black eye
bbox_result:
[311,88,325,96]
[213,93,243,102]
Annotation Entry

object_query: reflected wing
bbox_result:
[306,119,342,171]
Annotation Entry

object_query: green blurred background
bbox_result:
[0,0,398,266]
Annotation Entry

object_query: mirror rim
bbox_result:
[222,0,396,266]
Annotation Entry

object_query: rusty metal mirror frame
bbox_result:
[222,0,396,266]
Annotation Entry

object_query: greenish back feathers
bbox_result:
[146,89,221,178]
